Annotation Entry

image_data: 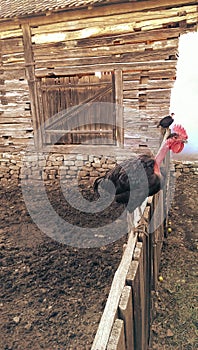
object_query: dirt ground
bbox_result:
[0,180,128,350]
[0,172,197,350]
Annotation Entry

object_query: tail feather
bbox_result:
[93,176,116,195]
[93,176,104,195]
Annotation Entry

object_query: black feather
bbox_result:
[93,154,163,213]
[157,115,174,128]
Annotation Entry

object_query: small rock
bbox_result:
[24,322,32,330]
[175,171,182,178]
[13,316,20,324]
[166,329,174,337]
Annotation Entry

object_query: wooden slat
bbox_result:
[107,319,126,350]
[30,4,197,45]
[133,242,146,349]
[126,259,142,350]
[45,129,113,134]
[91,231,138,350]
[34,47,177,68]
[0,0,196,31]
[33,38,178,62]
[138,229,151,347]
[35,60,177,77]
[119,286,134,350]
[31,5,196,36]
[45,85,112,129]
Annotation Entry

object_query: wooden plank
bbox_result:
[45,129,112,134]
[133,242,147,349]
[119,286,134,350]
[0,0,196,31]
[114,70,123,147]
[0,124,32,131]
[35,60,177,77]
[1,38,23,54]
[34,47,177,68]
[0,28,22,39]
[31,4,197,45]
[45,85,112,129]
[107,319,126,350]
[33,42,146,60]
[21,23,41,148]
[138,230,150,347]
[1,69,26,80]
[134,11,197,32]
[91,231,138,350]
[126,259,142,350]
[0,117,32,124]
[30,5,196,36]
[75,27,182,51]
[153,242,158,291]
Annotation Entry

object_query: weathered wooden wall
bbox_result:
[0,0,197,170]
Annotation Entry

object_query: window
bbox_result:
[38,72,122,146]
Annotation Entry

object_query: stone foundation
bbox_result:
[1,151,197,187]
[0,151,119,187]
[174,160,198,177]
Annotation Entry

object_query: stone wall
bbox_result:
[174,160,198,176]
[1,151,197,187]
[0,151,121,187]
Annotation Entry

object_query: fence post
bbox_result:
[107,319,126,350]
[119,285,134,350]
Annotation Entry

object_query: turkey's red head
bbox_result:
[166,124,188,153]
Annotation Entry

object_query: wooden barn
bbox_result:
[0,0,197,183]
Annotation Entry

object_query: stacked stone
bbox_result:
[1,150,197,187]
[174,161,198,177]
[78,156,116,187]
[0,151,118,186]
[0,153,21,185]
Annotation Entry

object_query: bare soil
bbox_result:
[0,172,197,350]
[0,181,127,350]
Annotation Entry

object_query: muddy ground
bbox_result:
[0,172,197,349]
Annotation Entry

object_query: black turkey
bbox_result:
[94,125,188,213]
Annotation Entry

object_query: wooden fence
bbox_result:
[91,137,171,350]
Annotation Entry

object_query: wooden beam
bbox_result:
[45,130,113,134]
[21,23,41,148]
[35,60,177,77]
[114,70,124,147]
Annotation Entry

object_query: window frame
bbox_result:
[33,70,123,151]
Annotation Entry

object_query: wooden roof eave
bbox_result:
[0,0,197,31]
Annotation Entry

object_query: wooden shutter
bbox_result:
[40,72,117,145]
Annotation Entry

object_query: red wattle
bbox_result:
[171,142,184,153]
